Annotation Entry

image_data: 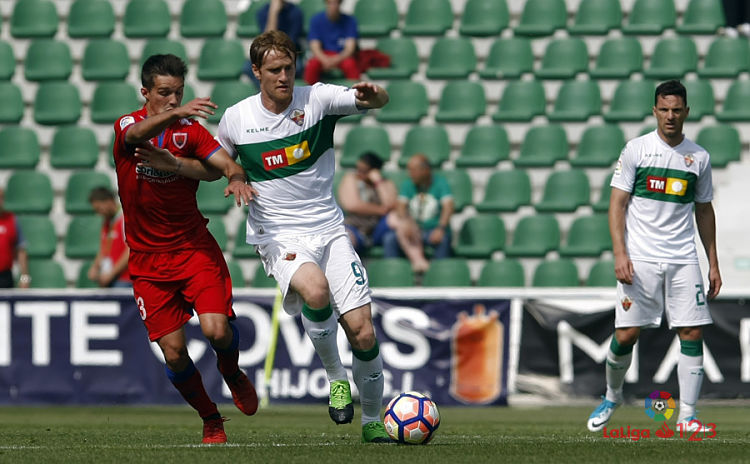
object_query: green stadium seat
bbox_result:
[532,259,580,287]
[366,258,415,287]
[5,171,52,214]
[422,259,472,287]
[65,215,102,259]
[354,0,398,37]
[227,260,246,287]
[592,173,614,213]
[236,0,268,37]
[604,80,655,122]
[180,0,227,38]
[568,0,622,35]
[251,264,278,288]
[124,0,171,38]
[65,171,112,214]
[426,37,476,79]
[233,220,257,259]
[504,215,560,258]
[622,0,676,35]
[479,37,533,79]
[197,181,235,215]
[0,41,14,80]
[384,170,409,194]
[91,82,140,125]
[299,0,325,34]
[699,38,750,78]
[24,40,73,81]
[696,125,742,168]
[435,81,486,123]
[476,169,532,213]
[676,0,725,34]
[492,80,545,122]
[82,39,130,81]
[514,125,568,168]
[367,38,419,79]
[460,0,509,36]
[456,126,509,168]
[402,0,453,36]
[141,39,189,67]
[477,259,525,287]
[535,38,589,79]
[436,169,473,212]
[0,83,24,123]
[589,38,643,79]
[18,217,57,259]
[340,126,391,168]
[197,39,245,80]
[76,261,98,288]
[586,260,616,287]
[376,81,428,123]
[208,81,257,125]
[454,215,505,258]
[11,0,57,38]
[548,80,601,122]
[34,82,81,126]
[0,127,40,169]
[535,169,590,213]
[28,259,67,288]
[67,0,115,38]
[683,79,715,122]
[399,126,450,168]
[715,80,750,121]
[570,125,625,168]
[50,126,99,169]
[644,37,698,79]
[514,0,567,36]
[205,215,228,251]
[559,214,612,257]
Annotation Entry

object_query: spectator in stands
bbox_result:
[338,152,397,255]
[87,187,131,288]
[304,0,360,84]
[383,154,454,273]
[0,187,30,288]
[721,0,750,37]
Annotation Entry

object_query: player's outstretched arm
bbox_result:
[205,150,259,207]
[353,82,389,110]
[695,201,722,299]
[125,97,218,144]
[134,142,222,181]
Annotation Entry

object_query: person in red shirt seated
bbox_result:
[87,187,131,288]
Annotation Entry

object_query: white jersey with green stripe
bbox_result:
[611,130,713,264]
[217,83,361,244]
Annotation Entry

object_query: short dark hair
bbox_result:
[88,186,115,203]
[250,30,297,69]
[141,54,187,89]
[655,79,687,106]
[358,152,383,171]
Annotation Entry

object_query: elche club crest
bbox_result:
[683,153,695,167]
[290,109,305,126]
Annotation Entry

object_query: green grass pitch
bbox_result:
[0,403,748,463]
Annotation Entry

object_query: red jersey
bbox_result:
[113,106,221,252]
[99,211,130,281]
[0,212,21,272]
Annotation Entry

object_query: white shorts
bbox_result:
[255,228,371,317]
[615,261,712,329]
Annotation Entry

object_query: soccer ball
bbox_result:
[383,391,440,445]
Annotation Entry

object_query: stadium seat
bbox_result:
[402,0,453,36]
[208,81,258,125]
[226,260,245,287]
[11,0,58,38]
[422,259,473,287]
[436,169,473,212]
[399,126,450,168]
[426,37,476,79]
[366,258,414,287]
[67,0,115,38]
[532,259,580,287]
[559,214,612,257]
[76,261,98,288]
[586,260,616,287]
[696,125,742,168]
[698,38,750,78]
[375,81,428,123]
[456,125,510,168]
[123,0,171,38]
[65,171,112,215]
[384,170,409,193]
[683,79,715,122]
[548,80,601,122]
[340,126,391,168]
[251,264,278,288]
[180,0,227,38]
[24,40,73,81]
[91,82,140,125]
[368,38,419,79]
[477,259,525,287]
[82,39,130,81]
[65,215,102,259]
[34,82,81,125]
[622,0,676,35]
[644,37,698,79]
[604,80,655,122]
[5,171,52,214]
[535,38,589,79]
[197,39,245,80]
[570,125,625,168]
[28,259,67,288]
[0,82,24,123]
[514,0,567,36]
[535,169,590,213]
[354,0,398,37]
[459,0,509,36]
[236,0,268,37]
[0,127,40,169]
[435,81,486,123]
[233,220,256,259]
[0,41,14,80]
[205,215,228,251]
[479,37,533,79]
[514,125,568,168]
[504,215,560,258]
[568,0,622,35]
[454,215,505,258]
[141,39,189,67]
[592,173,614,213]
[492,80,546,122]
[589,38,643,79]
[197,180,235,215]
[50,126,99,169]
[18,217,57,259]
[676,0,725,34]
[299,0,325,33]
[476,169,532,213]
[715,80,750,121]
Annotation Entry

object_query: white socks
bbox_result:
[353,342,384,425]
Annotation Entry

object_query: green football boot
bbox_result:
[361,421,393,443]
[328,379,354,424]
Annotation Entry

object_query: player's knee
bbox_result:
[349,324,376,352]
[162,344,189,368]
[201,319,231,345]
